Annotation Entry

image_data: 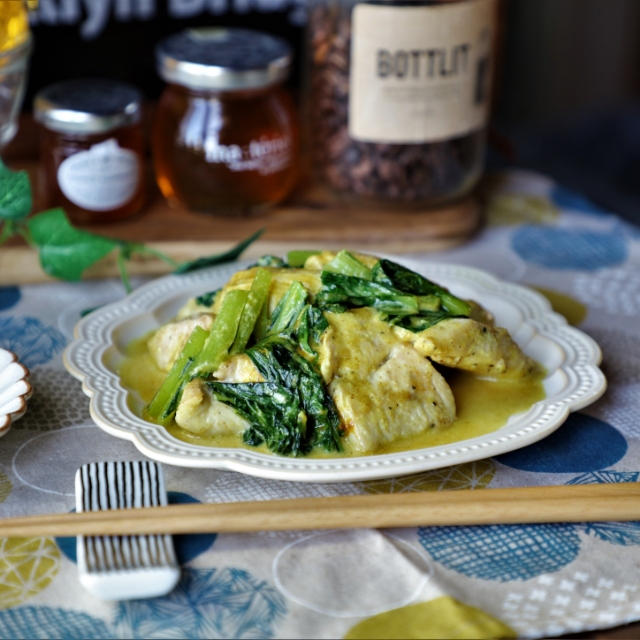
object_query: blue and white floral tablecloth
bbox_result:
[1,170,639,639]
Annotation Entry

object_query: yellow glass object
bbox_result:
[0,0,29,53]
[0,0,31,147]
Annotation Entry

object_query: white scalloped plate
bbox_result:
[0,348,32,437]
[63,259,606,482]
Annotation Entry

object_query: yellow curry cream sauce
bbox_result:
[119,336,545,457]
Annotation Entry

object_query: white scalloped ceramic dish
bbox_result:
[0,348,32,437]
[63,259,606,482]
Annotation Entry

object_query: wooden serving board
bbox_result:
[1,159,481,285]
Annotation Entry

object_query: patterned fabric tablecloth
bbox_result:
[1,170,639,639]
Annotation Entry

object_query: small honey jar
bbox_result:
[153,28,299,214]
[34,78,145,224]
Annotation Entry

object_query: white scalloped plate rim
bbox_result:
[63,258,606,482]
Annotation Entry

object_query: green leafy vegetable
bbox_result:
[317,271,419,316]
[192,289,248,376]
[255,255,287,268]
[188,271,338,455]
[296,305,328,358]
[286,249,320,268]
[146,325,208,424]
[323,249,372,279]
[207,380,308,455]
[266,281,308,336]
[315,256,471,332]
[253,292,271,343]
[248,341,342,452]
[375,259,471,316]
[205,339,342,456]
[231,268,272,354]
[195,289,220,307]
[390,310,455,332]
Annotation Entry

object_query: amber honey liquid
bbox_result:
[153,84,299,213]
[39,125,146,224]
[0,0,29,53]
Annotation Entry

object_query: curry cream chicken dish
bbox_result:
[123,251,544,457]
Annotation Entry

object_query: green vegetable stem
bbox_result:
[266,280,308,336]
[286,249,320,268]
[323,249,372,279]
[192,289,248,376]
[146,325,208,424]
[231,268,272,354]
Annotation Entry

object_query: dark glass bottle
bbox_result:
[307,0,496,207]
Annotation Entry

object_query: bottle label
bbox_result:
[57,139,139,211]
[203,135,293,175]
[349,0,495,143]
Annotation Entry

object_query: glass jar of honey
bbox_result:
[34,78,145,224]
[153,28,298,214]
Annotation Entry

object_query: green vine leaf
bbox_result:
[174,228,264,273]
[26,208,118,281]
[0,160,264,290]
[0,160,32,221]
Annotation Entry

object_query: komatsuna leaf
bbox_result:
[0,159,32,220]
[26,208,118,280]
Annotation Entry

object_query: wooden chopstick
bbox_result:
[2,483,639,538]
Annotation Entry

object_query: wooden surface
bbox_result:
[2,483,640,538]
[1,151,482,284]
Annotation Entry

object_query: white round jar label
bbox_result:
[57,139,139,211]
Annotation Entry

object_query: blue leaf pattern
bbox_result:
[113,568,287,639]
[0,606,111,639]
[418,523,581,581]
[0,316,66,367]
[582,522,640,546]
[565,471,640,546]
[566,471,639,485]
[511,226,627,270]
[0,570,286,639]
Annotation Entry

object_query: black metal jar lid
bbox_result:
[156,28,292,91]
[34,78,142,135]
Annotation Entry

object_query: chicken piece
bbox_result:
[175,379,249,437]
[213,266,323,314]
[396,317,540,379]
[176,297,216,320]
[467,299,495,325]
[214,353,265,383]
[174,354,263,436]
[318,308,456,454]
[304,250,378,271]
[147,313,214,371]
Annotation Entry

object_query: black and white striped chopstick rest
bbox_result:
[75,461,180,600]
